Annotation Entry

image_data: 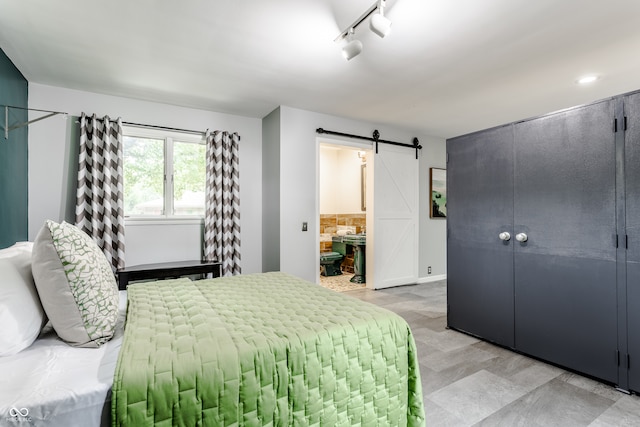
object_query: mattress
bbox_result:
[113,272,425,426]
[0,291,127,427]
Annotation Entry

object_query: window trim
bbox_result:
[122,126,206,222]
[124,216,204,226]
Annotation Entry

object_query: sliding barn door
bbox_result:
[513,100,618,383]
[447,125,515,348]
[372,144,418,289]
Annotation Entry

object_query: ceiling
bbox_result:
[2,0,640,138]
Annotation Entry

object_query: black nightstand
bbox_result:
[117,260,221,290]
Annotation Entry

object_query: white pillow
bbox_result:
[32,220,119,347]
[0,242,47,356]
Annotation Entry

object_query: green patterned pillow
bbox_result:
[32,220,119,347]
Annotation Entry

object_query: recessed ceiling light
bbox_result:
[576,75,599,85]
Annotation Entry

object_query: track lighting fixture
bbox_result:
[335,0,391,60]
[370,5,391,38]
[342,29,363,61]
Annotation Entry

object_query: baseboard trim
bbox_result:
[417,274,447,284]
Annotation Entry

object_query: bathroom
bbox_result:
[319,143,369,291]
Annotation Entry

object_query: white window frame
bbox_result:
[122,125,206,225]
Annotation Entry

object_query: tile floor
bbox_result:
[319,271,365,292]
[343,280,640,427]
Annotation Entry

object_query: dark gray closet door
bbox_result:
[447,125,515,348]
[513,100,618,383]
[625,92,640,391]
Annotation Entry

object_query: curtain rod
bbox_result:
[76,118,242,140]
[122,121,241,141]
[2,105,240,141]
[316,128,422,159]
[120,121,205,136]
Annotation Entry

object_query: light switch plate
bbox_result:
[302,222,308,231]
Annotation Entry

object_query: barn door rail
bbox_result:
[316,128,422,159]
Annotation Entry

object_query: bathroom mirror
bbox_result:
[361,163,366,211]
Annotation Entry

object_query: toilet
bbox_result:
[320,251,344,276]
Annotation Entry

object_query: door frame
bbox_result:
[316,136,374,287]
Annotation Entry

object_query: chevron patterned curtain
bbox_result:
[75,113,125,272]
[204,130,241,276]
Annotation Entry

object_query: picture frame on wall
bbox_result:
[430,167,447,219]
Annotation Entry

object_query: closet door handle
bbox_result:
[498,232,511,241]
[516,233,528,242]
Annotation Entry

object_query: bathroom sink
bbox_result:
[330,233,366,284]
[342,234,366,284]
[343,234,366,245]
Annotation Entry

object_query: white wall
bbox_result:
[319,146,337,214]
[276,106,446,283]
[26,83,445,280]
[319,145,364,215]
[335,148,364,214]
[419,134,448,278]
[28,83,263,273]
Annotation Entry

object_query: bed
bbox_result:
[0,291,127,426]
[1,221,425,426]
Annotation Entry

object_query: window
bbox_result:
[123,127,206,218]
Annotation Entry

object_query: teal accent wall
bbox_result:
[0,49,28,248]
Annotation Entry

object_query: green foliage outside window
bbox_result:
[123,135,206,217]
[173,141,206,204]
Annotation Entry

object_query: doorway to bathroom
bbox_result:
[318,142,371,292]
[317,134,419,290]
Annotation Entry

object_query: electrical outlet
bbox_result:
[302,222,308,231]
[428,266,432,274]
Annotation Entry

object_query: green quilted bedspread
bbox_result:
[112,272,425,426]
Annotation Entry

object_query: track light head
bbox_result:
[335,0,390,59]
[370,13,391,38]
[342,38,363,61]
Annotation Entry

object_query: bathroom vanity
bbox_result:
[332,234,366,283]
